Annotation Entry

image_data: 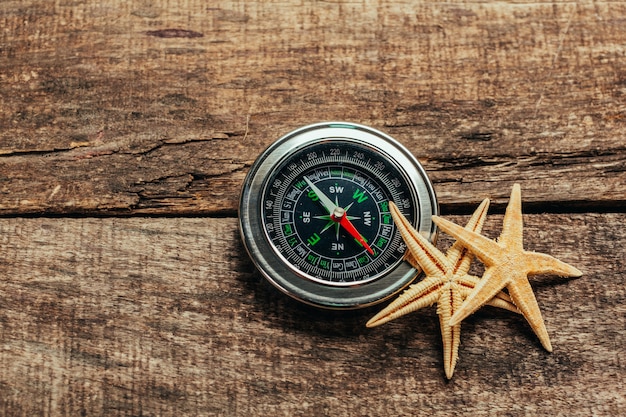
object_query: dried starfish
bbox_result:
[432,184,583,352]
[367,199,519,379]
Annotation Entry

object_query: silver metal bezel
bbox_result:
[239,122,438,309]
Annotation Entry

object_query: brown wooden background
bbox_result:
[1,1,624,416]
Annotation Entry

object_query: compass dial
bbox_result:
[240,122,437,309]
[263,143,413,285]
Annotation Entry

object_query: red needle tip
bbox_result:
[339,216,375,255]
[330,206,375,255]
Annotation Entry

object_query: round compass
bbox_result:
[239,122,438,309]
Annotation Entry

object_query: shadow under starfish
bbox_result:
[367,198,519,379]
[432,184,583,352]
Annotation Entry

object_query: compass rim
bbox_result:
[239,121,438,309]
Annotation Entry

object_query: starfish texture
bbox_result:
[367,199,519,379]
[432,183,583,352]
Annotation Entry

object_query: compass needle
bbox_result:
[239,122,437,309]
[304,176,337,214]
[333,208,375,256]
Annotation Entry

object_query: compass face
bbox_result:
[262,142,413,285]
[240,122,437,309]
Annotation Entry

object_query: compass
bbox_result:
[239,122,438,309]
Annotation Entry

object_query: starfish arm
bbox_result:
[450,266,511,326]
[403,251,421,271]
[499,183,525,250]
[437,283,463,379]
[432,215,504,267]
[366,276,443,327]
[507,276,553,352]
[525,251,583,278]
[457,275,520,314]
[447,198,491,277]
[484,292,521,314]
[390,202,451,277]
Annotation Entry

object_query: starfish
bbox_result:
[367,199,519,379]
[432,183,583,352]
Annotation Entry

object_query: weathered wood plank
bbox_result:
[1,1,624,415]
[0,214,623,416]
[1,1,625,215]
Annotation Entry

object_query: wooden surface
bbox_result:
[0,1,624,416]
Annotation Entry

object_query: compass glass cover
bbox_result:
[239,122,437,309]
[261,140,414,286]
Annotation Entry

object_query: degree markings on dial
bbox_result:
[263,142,416,284]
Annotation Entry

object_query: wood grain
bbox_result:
[1,1,625,215]
[0,213,623,416]
[1,1,625,416]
